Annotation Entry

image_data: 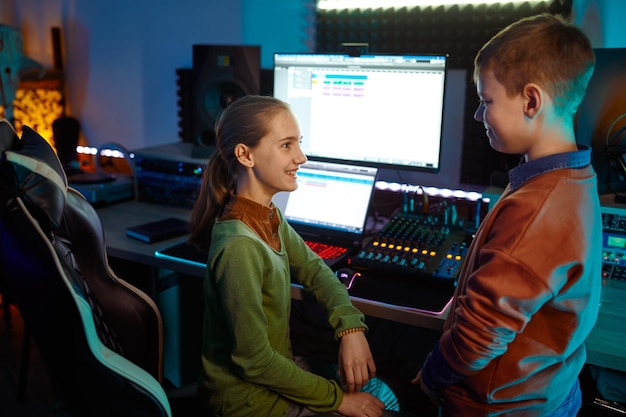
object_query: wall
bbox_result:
[573,0,626,48]
[1,1,624,157]
[1,0,314,151]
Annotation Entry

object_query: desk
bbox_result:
[96,200,448,332]
[585,279,626,373]
[97,200,626,372]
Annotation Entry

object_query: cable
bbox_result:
[416,185,429,213]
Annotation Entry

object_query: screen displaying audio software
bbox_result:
[273,53,448,173]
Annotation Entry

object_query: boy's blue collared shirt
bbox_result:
[508,145,592,191]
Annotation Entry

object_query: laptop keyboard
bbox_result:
[304,240,348,260]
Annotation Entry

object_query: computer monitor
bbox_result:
[273,53,448,173]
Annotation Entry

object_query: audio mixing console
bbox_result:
[350,211,475,281]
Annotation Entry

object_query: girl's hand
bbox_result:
[337,391,385,417]
[337,331,376,392]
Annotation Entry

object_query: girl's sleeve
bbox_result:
[280,218,367,338]
[212,235,343,411]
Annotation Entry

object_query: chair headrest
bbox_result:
[0,119,68,230]
[0,117,18,152]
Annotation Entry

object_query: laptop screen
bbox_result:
[273,160,378,241]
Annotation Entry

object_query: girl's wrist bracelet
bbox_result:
[337,327,367,339]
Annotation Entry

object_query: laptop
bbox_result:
[155,160,378,268]
[273,160,379,267]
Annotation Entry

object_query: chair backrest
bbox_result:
[0,119,171,417]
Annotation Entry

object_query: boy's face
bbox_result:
[474,70,531,155]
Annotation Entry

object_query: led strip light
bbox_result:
[317,0,545,10]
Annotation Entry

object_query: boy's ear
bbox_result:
[523,83,543,118]
[235,143,254,167]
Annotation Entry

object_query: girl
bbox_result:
[189,95,404,417]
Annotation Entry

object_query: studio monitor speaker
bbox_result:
[192,44,261,147]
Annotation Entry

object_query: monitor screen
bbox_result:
[273,53,448,173]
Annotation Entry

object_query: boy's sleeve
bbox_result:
[420,341,465,392]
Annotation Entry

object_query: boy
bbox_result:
[412,13,602,417]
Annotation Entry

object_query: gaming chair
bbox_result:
[0,119,173,417]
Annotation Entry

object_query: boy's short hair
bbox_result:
[473,13,595,116]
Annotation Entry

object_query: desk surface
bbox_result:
[97,200,448,331]
[97,199,626,372]
[585,279,626,372]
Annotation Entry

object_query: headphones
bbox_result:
[604,114,626,182]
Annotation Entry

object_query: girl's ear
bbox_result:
[234,143,254,167]
[523,83,543,119]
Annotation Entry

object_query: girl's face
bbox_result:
[246,109,308,203]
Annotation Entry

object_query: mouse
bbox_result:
[335,268,361,290]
